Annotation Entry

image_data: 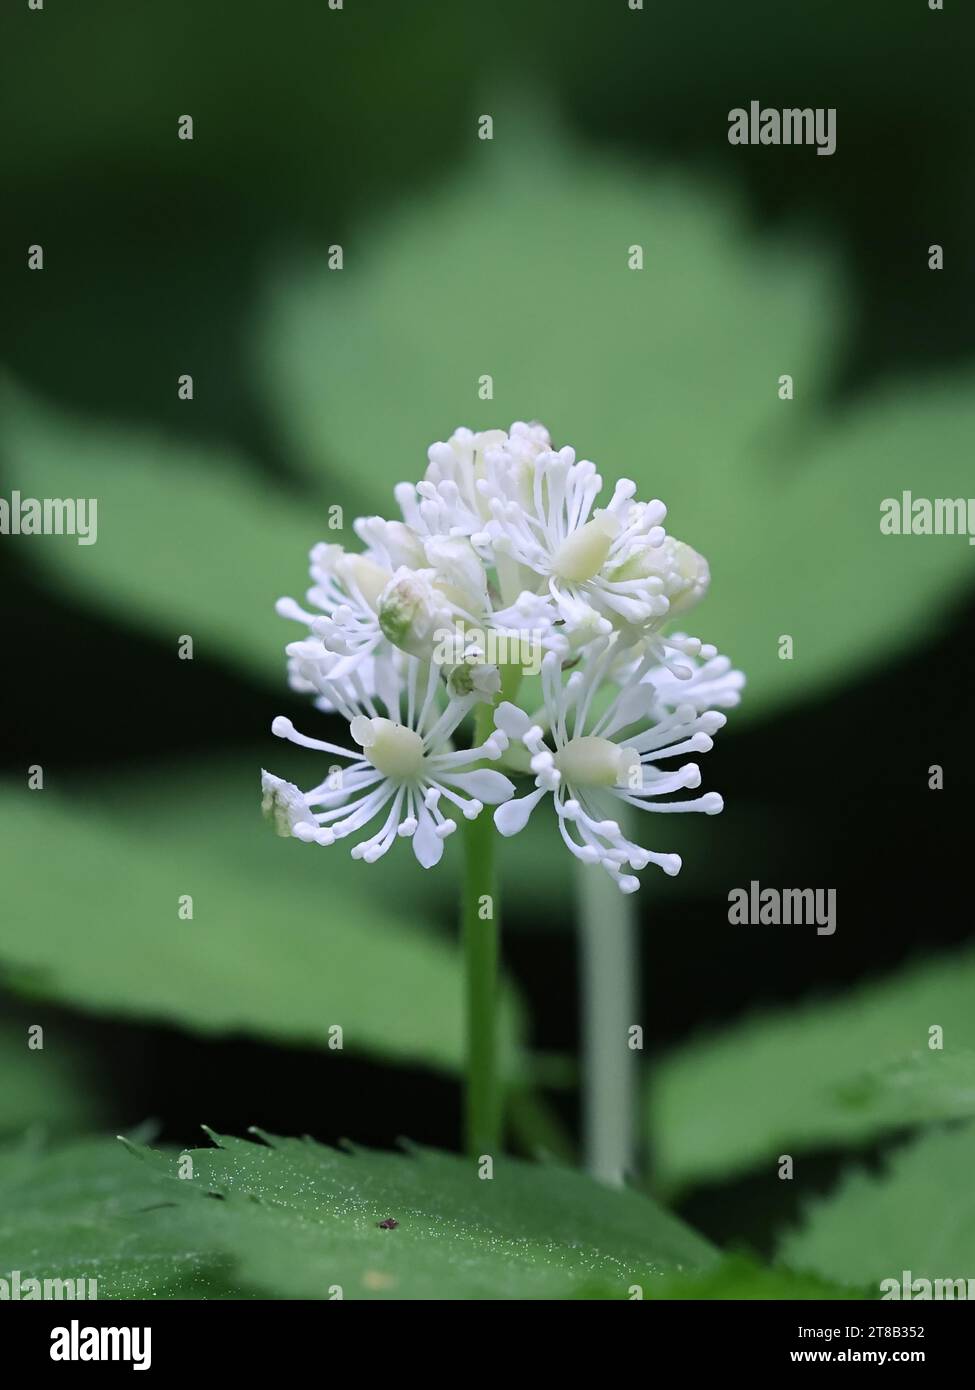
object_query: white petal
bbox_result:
[412,805,445,868]
[439,769,515,805]
[495,701,532,738]
[494,787,547,836]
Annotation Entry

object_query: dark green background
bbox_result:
[1,0,972,1255]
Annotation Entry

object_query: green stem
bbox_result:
[578,853,637,1185]
[461,701,502,1157]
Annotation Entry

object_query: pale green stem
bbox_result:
[577,853,637,1185]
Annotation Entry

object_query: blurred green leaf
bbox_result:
[831,1050,975,1126]
[0,1137,245,1298]
[259,107,975,715]
[0,783,520,1077]
[779,1122,975,1288]
[649,950,975,1192]
[83,750,562,930]
[0,378,323,684]
[84,750,749,930]
[80,754,766,961]
[133,1128,716,1299]
[647,1254,865,1301]
[13,113,973,715]
[86,752,451,919]
[0,1016,105,1140]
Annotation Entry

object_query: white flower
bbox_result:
[394,427,511,540]
[606,535,711,635]
[377,566,455,660]
[422,535,491,616]
[378,527,567,681]
[276,541,393,683]
[265,421,742,884]
[493,645,726,893]
[642,640,746,713]
[473,443,671,638]
[377,536,494,656]
[265,657,515,867]
[397,422,552,538]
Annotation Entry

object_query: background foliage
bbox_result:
[0,0,972,1297]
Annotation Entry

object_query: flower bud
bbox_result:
[609,536,710,616]
[446,653,502,701]
[377,567,451,659]
[659,539,710,615]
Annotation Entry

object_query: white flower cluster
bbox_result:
[263,423,743,892]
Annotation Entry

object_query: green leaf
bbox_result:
[0,1138,245,1299]
[133,1128,716,1300]
[81,750,565,931]
[15,111,972,716]
[0,376,326,685]
[259,104,975,715]
[779,1122,975,1289]
[0,1016,105,1140]
[647,1255,866,1301]
[831,1050,975,1127]
[6,113,974,714]
[2,1132,862,1301]
[649,950,975,1192]
[85,751,452,921]
[0,781,520,1077]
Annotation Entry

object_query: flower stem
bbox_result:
[578,855,637,1185]
[461,700,502,1157]
[461,805,500,1156]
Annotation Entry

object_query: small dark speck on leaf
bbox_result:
[376,1217,399,1230]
